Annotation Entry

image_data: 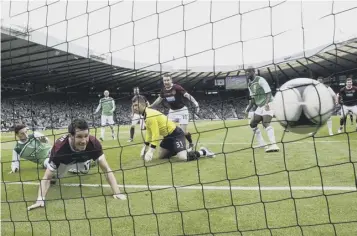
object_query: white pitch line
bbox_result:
[201,140,357,145]
[2,182,356,191]
[100,140,357,148]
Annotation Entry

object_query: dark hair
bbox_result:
[68,118,89,135]
[162,74,172,79]
[245,67,255,73]
[132,95,147,105]
[14,124,27,134]
[346,77,352,82]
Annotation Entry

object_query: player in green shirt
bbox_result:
[10,124,52,173]
[94,90,116,141]
[244,67,279,152]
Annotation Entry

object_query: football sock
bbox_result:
[185,132,193,144]
[265,126,276,145]
[252,127,266,147]
[130,127,135,139]
[327,119,333,134]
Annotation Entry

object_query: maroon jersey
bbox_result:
[49,135,103,169]
[339,86,357,106]
[160,84,187,110]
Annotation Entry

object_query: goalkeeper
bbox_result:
[10,124,51,173]
[132,96,215,162]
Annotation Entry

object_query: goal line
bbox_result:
[3,181,356,191]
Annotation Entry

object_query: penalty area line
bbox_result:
[2,182,356,191]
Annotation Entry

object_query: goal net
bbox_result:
[1,1,357,236]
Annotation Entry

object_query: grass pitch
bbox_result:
[1,117,357,236]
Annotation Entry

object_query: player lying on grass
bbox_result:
[10,124,52,173]
[27,118,126,211]
[132,96,215,162]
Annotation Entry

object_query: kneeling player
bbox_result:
[10,124,52,173]
[132,96,214,162]
[27,119,126,211]
[244,67,279,152]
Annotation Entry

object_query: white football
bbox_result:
[273,78,335,134]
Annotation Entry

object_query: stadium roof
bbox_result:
[2,29,357,93]
[2,1,357,93]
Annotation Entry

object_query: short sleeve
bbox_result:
[48,152,60,171]
[90,137,104,161]
[258,77,271,93]
[48,138,64,170]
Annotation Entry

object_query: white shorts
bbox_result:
[131,113,145,129]
[168,106,189,125]
[101,115,114,126]
[340,105,357,117]
[254,103,274,117]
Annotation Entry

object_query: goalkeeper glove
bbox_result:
[144,147,155,162]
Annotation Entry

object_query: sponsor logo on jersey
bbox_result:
[166,96,176,102]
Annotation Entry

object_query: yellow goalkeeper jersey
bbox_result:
[144,108,176,148]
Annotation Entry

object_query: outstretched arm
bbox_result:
[183,93,199,112]
[27,168,53,210]
[10,150,20,173]
[34,131,48,143]
[97,155,126,200]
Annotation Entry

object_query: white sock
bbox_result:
[327,118,333,134]
[265,126,276,145]
[252,127,266,146]
[101,127,105,139]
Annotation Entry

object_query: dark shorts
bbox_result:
[160,127,186,156]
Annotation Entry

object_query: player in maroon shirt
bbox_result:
[27,119,126,211]
[149,75,200,150]
[336,77,357,133]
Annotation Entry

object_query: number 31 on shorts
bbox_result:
[176,141,184,148]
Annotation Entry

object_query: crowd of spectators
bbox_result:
[1,95,248,131]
